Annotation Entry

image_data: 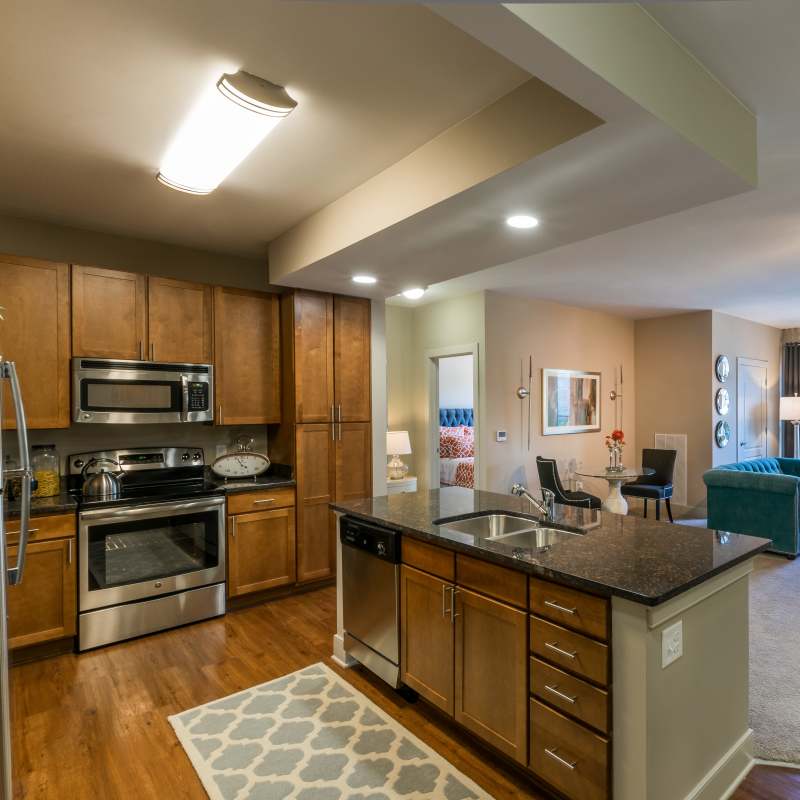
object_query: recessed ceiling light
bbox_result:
[402,288,426,300]
[352,275,377,285]
[157,70,297,195]
[506,214,539,229]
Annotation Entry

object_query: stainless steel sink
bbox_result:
[493,528,582,549]
[436,513,538,538]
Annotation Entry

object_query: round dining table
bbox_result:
[575,466,656,515]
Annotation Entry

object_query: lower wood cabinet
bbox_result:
[227,500,296,597]
[8,537,76,649]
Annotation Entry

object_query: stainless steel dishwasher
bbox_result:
[341,515,401,687]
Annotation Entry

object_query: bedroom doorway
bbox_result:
[427,346,479,490]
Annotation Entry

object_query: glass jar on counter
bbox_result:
[31,444,60,497]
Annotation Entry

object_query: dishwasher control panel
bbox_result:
[340,516,400,563]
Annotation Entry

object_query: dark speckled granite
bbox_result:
[205,463,295,493]
[331,487,770,606]
[4,479,77,520]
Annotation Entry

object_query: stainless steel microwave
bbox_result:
[72,358,214,424]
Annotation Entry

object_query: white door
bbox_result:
[737,358,768,461]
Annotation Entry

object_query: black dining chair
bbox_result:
[621,448,677,522]
[536,456,602,510]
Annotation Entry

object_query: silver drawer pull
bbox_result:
[7,527,39,536]
[544,684,576,704]
[544,747,577,771]
[545,641,577,660]
[544,599,577,615]
[253,499,276,505]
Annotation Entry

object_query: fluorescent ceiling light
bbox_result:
[352,275,377,285]
[402,288,426,300]
[506,214,539,229]
[157,71,297,195]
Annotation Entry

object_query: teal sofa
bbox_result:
[703,458,800,558]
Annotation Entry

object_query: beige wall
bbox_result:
[711,311,782,466]
[385,305,417,476]
[635,311,712,511]
[484,292,635,499]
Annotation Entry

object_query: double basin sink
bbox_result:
[434,512,582,550]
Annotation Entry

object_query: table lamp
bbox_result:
[386,431,411,479]
[780,394,800,457]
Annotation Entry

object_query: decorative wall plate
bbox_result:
[715,355,730,383]
[715,387,730,416]
[715,420,731,448]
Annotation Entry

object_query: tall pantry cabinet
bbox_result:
[279,291,372,583]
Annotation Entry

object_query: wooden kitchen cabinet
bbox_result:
[333,295,370,422]
[291,291,334,423]
[227,506,295,597]
[454,587,528,764]
[214,287,280,425]
[400,564,455,714]
[0,255,70,429]
[147,276,213,364]
[7,537,76,649]
[335,422,372,505]
[72,264,147,360]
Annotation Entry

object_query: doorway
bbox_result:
[737,357,768,461]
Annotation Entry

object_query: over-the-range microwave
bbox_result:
[72,358,214,424]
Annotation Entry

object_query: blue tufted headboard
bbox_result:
[439,408,474,427]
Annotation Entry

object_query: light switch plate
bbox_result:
[662,619,683,668]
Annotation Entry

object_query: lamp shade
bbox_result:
[386,431,412,455]
[780,395,800,421]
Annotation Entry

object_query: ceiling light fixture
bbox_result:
[506,214,539,229]
[402,288,426,300]
[157,70,297,195]
[352,275,377,285]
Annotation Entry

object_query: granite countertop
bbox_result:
[331,487,770,606]
[4,480,77,520]
[204,464,295,493]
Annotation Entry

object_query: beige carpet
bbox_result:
[750,554,800,763]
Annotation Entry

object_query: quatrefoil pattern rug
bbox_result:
[169,662,491,800]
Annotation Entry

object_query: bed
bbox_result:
[439,408,474,489]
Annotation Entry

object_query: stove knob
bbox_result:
[73,459,84,469]
[181,453,190,462]
[192,452,202,461]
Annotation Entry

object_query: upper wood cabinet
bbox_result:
[333,295,371,422]
[72,265,147,360]
[292,291,334,423]
[214,287,280,425]
[147,276,213,364]
[0,255,70,429]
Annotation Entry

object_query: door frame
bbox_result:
[736,357,768,462]
[425,343,480,490]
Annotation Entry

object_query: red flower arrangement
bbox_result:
[605,429,626,449]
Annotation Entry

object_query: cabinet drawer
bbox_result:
[530,578,609,641]
[402,537,454,582]
[530,657,609,734]
[227,487,295,515]
[531,617,609,686]
[5,513,76,545]
[530,698,609,800]
[456,553,527,608]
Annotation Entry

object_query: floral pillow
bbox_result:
[439,426,475,459]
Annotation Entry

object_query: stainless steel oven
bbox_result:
[72,358,213,424]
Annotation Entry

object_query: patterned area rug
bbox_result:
[169,663,492,800]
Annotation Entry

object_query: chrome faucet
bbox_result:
[511,483,555,521]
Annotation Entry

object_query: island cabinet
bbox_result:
[227,488,296,597]
[6,513,77,649]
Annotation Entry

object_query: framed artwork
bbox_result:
[542,369,601,435]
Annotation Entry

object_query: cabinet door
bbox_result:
[454,587,528,764]
[294,291,334,423]
[0,256,70,429]
[228,508,295,597]
[400,565,455,714]
[8,538,76,649]
[333,295,371,422]
[296,423,335,582]
[335,422,372,504]
[147,276,213,364]
[214,287,280,425]
[72,264,146,359]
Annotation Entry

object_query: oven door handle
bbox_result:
[79,496,225,521]
[180,375,189,422]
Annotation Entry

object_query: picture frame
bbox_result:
[542,368,601,435]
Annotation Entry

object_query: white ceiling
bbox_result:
[422,1,800,329]
[0,1,527,256]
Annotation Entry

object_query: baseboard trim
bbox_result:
[754,758,800,770]
[331,633,356,668]
[683,729,754,800]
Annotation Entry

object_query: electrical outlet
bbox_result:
[662,620,683,668]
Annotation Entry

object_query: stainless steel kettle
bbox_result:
[81,457,124,498]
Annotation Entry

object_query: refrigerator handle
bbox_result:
[2,361,32,586]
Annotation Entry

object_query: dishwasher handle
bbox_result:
[340,516,400,564]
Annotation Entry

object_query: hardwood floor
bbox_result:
[9,586,798,799]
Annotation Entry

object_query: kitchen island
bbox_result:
[331,487,769,800]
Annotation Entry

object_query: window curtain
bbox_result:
[783,330,800,456]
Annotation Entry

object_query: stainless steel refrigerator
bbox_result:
[0,359,33,800]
